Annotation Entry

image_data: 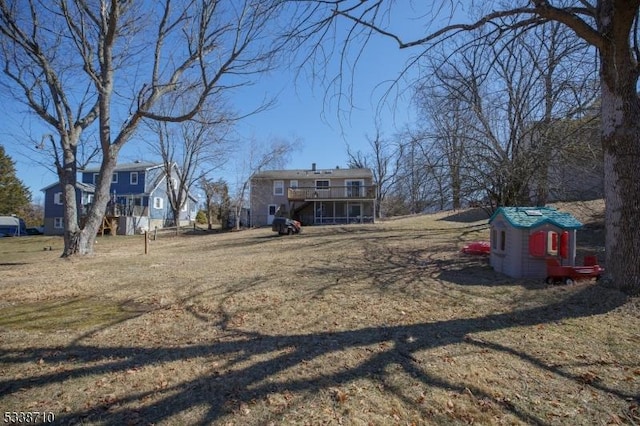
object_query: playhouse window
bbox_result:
[500,230,506,251]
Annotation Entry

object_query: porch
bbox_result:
[288,185,376,201]
[292,200,374,225]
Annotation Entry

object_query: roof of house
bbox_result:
[252,167,373,180]
[489,206,583,230]
[81,161,162,173]
[41,181,96,193]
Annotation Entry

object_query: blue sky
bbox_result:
[1,2,468,203]
[2,45,416,204]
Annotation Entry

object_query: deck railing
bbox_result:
[288,185,376,201]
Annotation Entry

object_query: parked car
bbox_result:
[25,227,44,235]
[271,217,301,235]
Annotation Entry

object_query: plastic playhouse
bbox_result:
[489,206,603,283]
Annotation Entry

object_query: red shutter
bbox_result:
[528,231,546,257]
[559,231,569,259]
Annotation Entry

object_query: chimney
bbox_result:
[311,163,316,171]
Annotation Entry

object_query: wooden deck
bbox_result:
[287,186,376,201]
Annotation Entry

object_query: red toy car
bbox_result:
[545,257,604,285]
[461,241,491,255]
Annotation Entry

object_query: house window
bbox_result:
[85,194,94,205]
[54,192,63,205]
[93,173,99,185]
[315,180,329,189]
[268,205,277,216]
[54,217,63,229]
[153,197,163,209]
[274,180,284,196]
[345,179,364,197]
[112,173,118,183]
[130,172,138,185]
[181,201,188,212]
[290,180,298,189]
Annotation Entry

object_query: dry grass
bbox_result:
[1,201,638,425]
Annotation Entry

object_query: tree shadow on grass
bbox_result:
[0,285,630,425]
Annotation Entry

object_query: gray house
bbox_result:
[489,206,582,279]
[250,164,376,227]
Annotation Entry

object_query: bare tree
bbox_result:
[412,86,472,210]
[346,129,400,218]
[393,134,435,213]
[200,177,230,230]
[234,137,297,230]
[291,0,640,293]
[0,0,292,256]
[146,108,231,234]
[412,24,598,211]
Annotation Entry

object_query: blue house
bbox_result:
[42,161,198,235]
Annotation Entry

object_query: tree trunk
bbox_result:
[61,153,118,256]
[600,84,640,295]
[173,207,181,236]
[598,6,640,295]
[59,143,83,257]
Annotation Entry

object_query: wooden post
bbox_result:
[144,231,149,254]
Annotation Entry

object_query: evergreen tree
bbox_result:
[0,145,31,215]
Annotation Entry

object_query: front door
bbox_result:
[267,204,277,225]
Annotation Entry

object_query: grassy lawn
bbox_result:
[1,202,638,425]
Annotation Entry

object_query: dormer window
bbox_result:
[130,172,138,185]
[112,173,118,183]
